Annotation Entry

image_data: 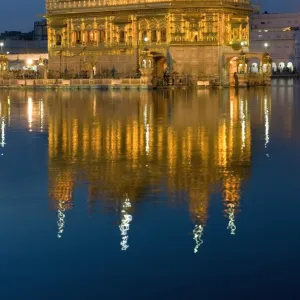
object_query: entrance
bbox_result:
[153,55,167,78]
[228,57,238,86]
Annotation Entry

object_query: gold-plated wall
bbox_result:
[45,1,251,78]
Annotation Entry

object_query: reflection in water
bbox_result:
[57,201,66,239]
[264,96,270,150]
[45,88,252,249]
[227,204,236,235]
[120,195,132,251]
[1,86,295,252]
[40,99,44,132]
[193,224,204,253]
[1,117,5,148]
[28,97,33,132]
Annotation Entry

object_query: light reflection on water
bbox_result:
[0,84,300,298]
[0,87,295,246]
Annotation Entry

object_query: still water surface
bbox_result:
[0,85,300,299]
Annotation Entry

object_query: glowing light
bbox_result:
[264,97,269,149]
[145,124,150,154]
[1,118,5,148]
[119,196,132,251]
[230,99,233,120]
[40,99,44,132]
[144,105,150,155]
[193,224,204,253]
[227,203,236,235]
[7,97,10,125]
[57,201,66,239]
[93,96,96,117]
[27,59,33,66]
[28,97,33,131]
[240,100,246,149]
[143,104,147,126]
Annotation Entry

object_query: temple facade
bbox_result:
[45,0,254,83]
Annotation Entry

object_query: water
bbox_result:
[0,84,300,299]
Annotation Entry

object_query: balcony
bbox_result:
[47,0,250,14]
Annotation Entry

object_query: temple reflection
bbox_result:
[1,86,290,251]
[45,88,254,246]
[0,95,9,148]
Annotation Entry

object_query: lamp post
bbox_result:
[0,42,3,53]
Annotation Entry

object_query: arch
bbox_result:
[149,18,159,30]
[271,62,277,72]
[119,30,125,43]
[161,28,167,43]
[278,62,285,72]
[227,56,239,86]
[287,62,293,72]
[56,33,62,46]
[139,19,150,30]
[151,29,157,42]
[251,62,259,73]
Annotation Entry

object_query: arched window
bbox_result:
[142,30,148,41]
[56,34,62,46]
[99,30,105,43]
[151,30,157,42]
[76,31,81,44]
[161,29,167,42]
[119,30,125,43]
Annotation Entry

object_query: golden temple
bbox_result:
[45,0,260,85]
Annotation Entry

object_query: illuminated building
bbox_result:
[250,12,300,72]
[45,0,255,84]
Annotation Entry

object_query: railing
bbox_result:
[47,0,250,12]
[0,78,149,87]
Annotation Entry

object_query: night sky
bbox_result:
[0,0,299,32]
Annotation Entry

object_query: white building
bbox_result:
[250,12,300,73]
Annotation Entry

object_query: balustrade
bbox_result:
[47,0,249,12]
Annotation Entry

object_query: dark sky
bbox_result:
[0,0,299,32]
